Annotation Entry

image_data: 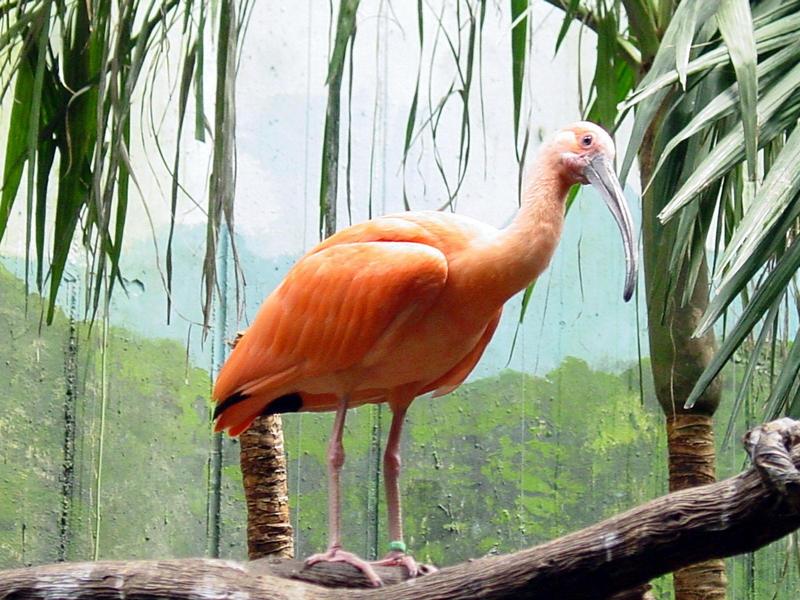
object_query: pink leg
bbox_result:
[304,396,382,586]
[384,403,407,545]
[370,404,435,577]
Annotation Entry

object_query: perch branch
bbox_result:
[2,418,800,599]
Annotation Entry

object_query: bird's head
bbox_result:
[550,121,616,185]
[548,121,638,302]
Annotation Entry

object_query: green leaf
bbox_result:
[318,0,360,239]
[0,54,33,241]
[325,0,360,86]
[658,62,800,223]
[698,195,800,338]
[648,41,800,186]
[554,0,581,53]
[620,9,799,113]
[0,6,40,55]
[717,0,758,179]
[34,136,55,293]
[510,0,528,150]
[24,5,50,297]
[110,117,130,297]
[619,0,722,183]
[592,12,617,129]
[194,4,207,142]
[721,298,779,448]
[167,39,197,322]
[685,232,800,408]
[764,326,800,420]
[203,0,241,330]
[717,121,800,281]
[675,0,700,89]
[620,0,659,61]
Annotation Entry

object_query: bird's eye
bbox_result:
[581,134,593,147]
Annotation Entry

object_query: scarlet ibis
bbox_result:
[212,121,636,585]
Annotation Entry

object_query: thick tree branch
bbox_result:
[2,419,800,600]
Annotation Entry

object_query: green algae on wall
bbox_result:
[0,264,244,565]
[1,262,799,599]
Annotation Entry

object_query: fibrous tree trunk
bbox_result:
[229,329,293,559]
[667,415,726,599]
[640,115,727,599]
[240,414,294,559]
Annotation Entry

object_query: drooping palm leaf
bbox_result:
[717,0,758,178]
[0,0,238,330]
[319,0,360,239]
[648,42,800,189]
[547,0,800,427]
[658,62,800,222]
[619,0,723,183]
[203,0,244,332]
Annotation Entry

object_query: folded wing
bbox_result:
[212,240,449,434]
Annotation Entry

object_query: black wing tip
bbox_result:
[213,390,249,420]
[214,391,303,422]
[261,392,303,416]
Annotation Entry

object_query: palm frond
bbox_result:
[319,0,360,239]
[0,0,239,330]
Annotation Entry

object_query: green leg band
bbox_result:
[388,540,407,553]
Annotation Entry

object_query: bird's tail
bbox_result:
[213,391,304,436]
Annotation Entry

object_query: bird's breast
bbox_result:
[334,300,495,397]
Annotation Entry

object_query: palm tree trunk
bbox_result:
[667,415,727,599]
[639,120,727,600]
[239,414,294,559]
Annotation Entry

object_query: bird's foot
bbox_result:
[371,550,437,578]
[304,546,383,587]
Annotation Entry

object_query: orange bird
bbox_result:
[212,121,637,585]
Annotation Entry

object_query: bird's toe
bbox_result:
[371,550,433,578]
[304,547,383,587]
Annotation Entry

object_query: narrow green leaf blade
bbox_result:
[717,0,758,179]
[721,299,780,447]
[34,137,56,292]
[649,41,800,184]
[764,326,800,420]
[675,0,700,89]
[592,13,617,129]
[510,0,528,149]
[685,233,800,408]
[719,121,800,278]
[659,62,800,223]
[0,57,33,240]
[621,8,799,113]
[620,0,659,61]
[619,0,722,183]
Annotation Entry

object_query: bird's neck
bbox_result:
[490,161,571,301]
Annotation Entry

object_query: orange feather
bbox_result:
[212,210,513,434]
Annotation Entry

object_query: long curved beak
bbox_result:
[583,153,637,302]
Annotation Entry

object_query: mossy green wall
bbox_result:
[0,263,796,598]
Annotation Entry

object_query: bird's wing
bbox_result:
[212,240,448,411]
